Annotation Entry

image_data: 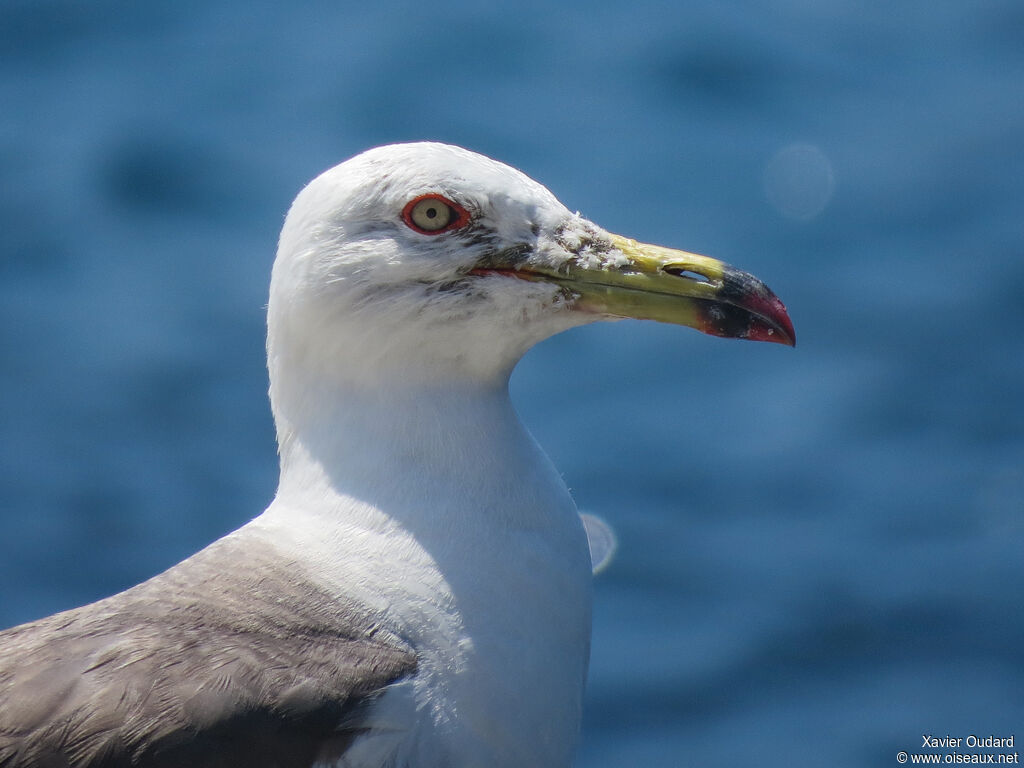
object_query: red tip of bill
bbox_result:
[744,293,796,346]
[697,267,796,346]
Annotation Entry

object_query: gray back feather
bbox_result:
[0,534,416,767]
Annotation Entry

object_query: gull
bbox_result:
[0,142,794,768]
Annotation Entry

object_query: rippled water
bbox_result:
[2,1,1022,765]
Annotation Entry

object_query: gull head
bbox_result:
[267,142,794,399]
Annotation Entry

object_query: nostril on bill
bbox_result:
[663,265,712,284]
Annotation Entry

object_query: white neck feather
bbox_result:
[251,375,593,766]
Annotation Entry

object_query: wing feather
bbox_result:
[0,534,416,768]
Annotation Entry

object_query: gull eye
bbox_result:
[402,194,471,235]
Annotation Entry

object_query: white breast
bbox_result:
[251,386,594,768]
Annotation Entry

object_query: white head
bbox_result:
[268,143,595,397]
[267,142,793,437]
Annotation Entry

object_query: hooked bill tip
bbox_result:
[698,292,795,346]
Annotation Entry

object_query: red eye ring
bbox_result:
[402,194,472,235]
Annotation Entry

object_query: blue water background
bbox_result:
[2,1,1022,764]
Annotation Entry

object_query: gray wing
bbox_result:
[0,534,417,768]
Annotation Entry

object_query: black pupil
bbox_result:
[426,206,438,219]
